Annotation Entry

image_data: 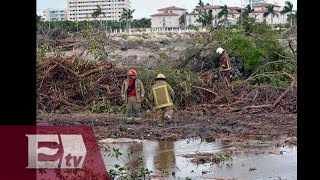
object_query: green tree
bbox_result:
[179,13,186,29]
[120,9,135,32]
[281,1,294,27]
[92,5,105,28]
[263,5,279,26]
[131,18,151,28]
[242,5,254,17]
[218,5,229,19]
[196,10,214,27]
[36,15,43,30]
[195,0,205,27]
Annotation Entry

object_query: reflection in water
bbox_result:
[102,138,297,179]
[154,141,175,171]
[128,143,143,171]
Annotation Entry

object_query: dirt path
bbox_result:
[37,111,296,143]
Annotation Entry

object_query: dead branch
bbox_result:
[192,86,218,97]
[288,39,296,54]
[231,104,273,112]
[79,64,112,78]
[273,80,296,108]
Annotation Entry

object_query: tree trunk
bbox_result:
[126,20,128,32]
[129,20,131,32]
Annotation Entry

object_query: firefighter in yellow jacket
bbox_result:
[150,73,175,126]
[121,69,145,120]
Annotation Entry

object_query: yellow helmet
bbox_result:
[156,73,166,79]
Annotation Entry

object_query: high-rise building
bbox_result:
[246,0,293,7]
[42,8,67,21]
[67,0,131,22]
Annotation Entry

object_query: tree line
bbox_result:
[37,6,150,32]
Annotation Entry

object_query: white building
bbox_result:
[246,0,294,7]
[198,3,287,27]
[202,5,223,26]
[186,11,200,27]
[227,7,241,25]
[249,0,266,6]
[150,6,186,29]
[202,5,241,26]
[42,9,66,21]
[67,0,130,21]
[250,3,287,26]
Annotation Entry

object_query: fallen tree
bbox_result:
[37,56,296,114]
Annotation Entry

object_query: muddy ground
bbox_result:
[37,111,296,145]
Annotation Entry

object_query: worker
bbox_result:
[150,73,175,126]
[121,68,145,121]
[216,47,233,91]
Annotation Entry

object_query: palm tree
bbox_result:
[292,10,297,26]
[197,10,214,27]
[263,5,279,26]
[197,0,204,11]
[92,5,105,28]
[242,4,254,17]
[218,5,229,19]
[120,9,135,32]
[195,0,205,27]
[179,13,186,29]
[281,1,294,27]
[36,15,42,22]
[218,5,229,25]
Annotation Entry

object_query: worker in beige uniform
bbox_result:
[150,73,175,126]
[121,69,145,120]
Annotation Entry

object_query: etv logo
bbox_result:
[26,134,87,169]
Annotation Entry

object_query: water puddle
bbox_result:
[100,137,296,179]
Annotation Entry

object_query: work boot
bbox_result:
[164,114,171,120]
[126,116,133,123]
[158,119,165,127]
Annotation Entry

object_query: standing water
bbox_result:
[100,138,296,179]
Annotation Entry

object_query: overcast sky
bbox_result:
[37,0,297,19]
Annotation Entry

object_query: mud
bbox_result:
[37,111,296,144]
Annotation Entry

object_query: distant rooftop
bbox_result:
[202,5,223,10]
[253,3,281,7]
[187,11,200,15]
[158,6,186,11]
[151,12,180,17]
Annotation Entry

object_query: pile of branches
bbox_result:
[37,56,127,112]
[186,71,297,114]
[37,56,296,114]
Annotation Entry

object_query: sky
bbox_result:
[37,0,297,19]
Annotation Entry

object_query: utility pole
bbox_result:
[76,1,79,33]
[126,12,128,32]
[105,0,108,32]
[184,12,187,30]
[240,0,242,22]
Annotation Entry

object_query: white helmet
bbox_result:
[216,47,224,55]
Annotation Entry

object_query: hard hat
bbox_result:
[156,73,166,79]
[128,69,137,76]
[216,47,224,55]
